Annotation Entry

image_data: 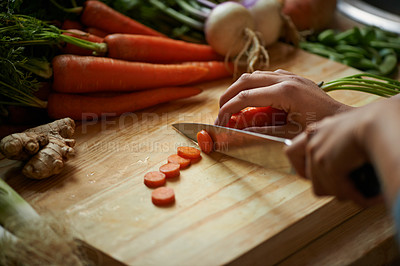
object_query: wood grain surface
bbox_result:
[0,43,393,265]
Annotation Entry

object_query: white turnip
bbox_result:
[204,1,269,74]
[241,0,284,46]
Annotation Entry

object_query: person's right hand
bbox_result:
[215,70,353,138]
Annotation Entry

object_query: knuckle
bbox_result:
[238,72,252,82]
[237,90,250,101]
[252,70,265,75]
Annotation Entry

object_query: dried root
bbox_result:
[0,118,76,179]
[229,27,270,78]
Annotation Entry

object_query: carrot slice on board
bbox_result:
[144,171,166,188]
[196,130,213,154]
[159,163,180,178]
[177,146,201,159]
[167,154,191,169]
[151,187,175,206]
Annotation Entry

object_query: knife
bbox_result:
[172,123,380,198]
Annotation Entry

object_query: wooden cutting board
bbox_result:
[0,43,390,265]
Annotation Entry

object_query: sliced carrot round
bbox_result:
[151,187,175,206]
[177,146,201,159]
[159,163,180,178]
[167,154,191,169]
[144,171,166,188]
[196,130,213,154]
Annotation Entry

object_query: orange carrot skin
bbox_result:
[47,86,202,120]
[104,34,223,63]
[61,29,103,56]
[226,107,288,129]
[81,1,164,37]
[52,55,208,93]
[184,61,233,82]
[151,187,175,206]
[86,27,108,38]
[61,19,84,30]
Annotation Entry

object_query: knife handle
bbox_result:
[349,163,380,198]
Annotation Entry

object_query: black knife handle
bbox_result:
[349,163,380,198]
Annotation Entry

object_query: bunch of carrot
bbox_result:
[48,0,234,120]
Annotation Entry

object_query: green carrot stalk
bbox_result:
[0,14,107,54]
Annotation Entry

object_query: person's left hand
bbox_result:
[285,104,386,206]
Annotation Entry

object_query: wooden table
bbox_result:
[1,43,398,265]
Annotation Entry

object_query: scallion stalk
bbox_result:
[321,73,400,97]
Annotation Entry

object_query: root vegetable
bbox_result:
[283,0,337,31]
[204,2,269,74]
[51,55,208,93]
[167,154,191,169]
[159,163,181,178]
[61,29,104,56]
[183,61,234,82]
[104,34,222,63]
[144,171,167,188]
[47,86,202,120]
[151,187,175,206]
[226,107,287,129]
[80,0,165,37]
[0,118,76,179]
[177,146,201,160]
[241,0,284,46]
[196,130,213,154]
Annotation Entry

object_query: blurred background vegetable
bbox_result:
[301,26,400,76]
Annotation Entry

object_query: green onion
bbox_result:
[321,73,400,97]
[0,178,89,265]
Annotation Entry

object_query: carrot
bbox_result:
[177,146,201,160]
[86,27,108,38]
[104,34,223,63]
[159,163,180,178]
[47,86,202,120]
[51,55,208,93]
[196,130,213,154]
[80,0,165,37]
[190,156,202,164]
[226,107,288,129]
[61,29,104,56]
[184,61,233,82]
[144,171,166,188]
[151,187,175,206]
[61,19,84,30]
[167,154,191,169]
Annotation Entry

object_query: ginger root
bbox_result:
[0,118,76,179]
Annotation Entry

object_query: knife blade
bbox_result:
[172,123,381,198]
[172,123,293,172]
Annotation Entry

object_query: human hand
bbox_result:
[215,70,352,138]
[284,97,400,206]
